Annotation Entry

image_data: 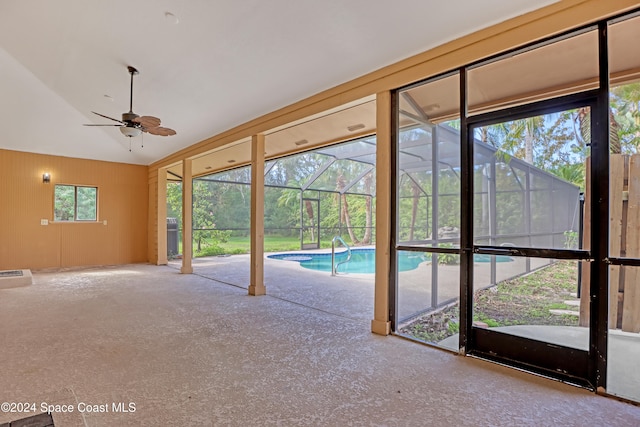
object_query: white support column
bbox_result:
[181,159,193,274]
[157,167,168,265]
[249,133,266,296]
[372,91,392,335]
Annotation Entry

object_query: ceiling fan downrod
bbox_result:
[127,66,139,114]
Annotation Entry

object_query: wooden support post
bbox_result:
[181,159,193,274]
[156,168,169,265]
[249,134,266,296]
[372,91,392,336]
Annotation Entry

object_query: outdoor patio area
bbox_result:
[2,262,639,426]
[170,251,376,322]
[170,252,640,403]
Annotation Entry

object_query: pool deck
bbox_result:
[171,251,376,321]
[171,250,555,323]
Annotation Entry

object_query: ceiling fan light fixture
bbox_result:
[120,126,142,138]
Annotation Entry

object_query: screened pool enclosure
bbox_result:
[193,137,378,251]
[396,122,581,323]
[190,120,580,294]
[397,124,581,249]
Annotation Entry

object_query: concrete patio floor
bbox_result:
[439,325,640,403]
[176,252,376,322]
[178,253,640,404]
[1,259,639,425]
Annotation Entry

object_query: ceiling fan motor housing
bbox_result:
[122,112,140,124]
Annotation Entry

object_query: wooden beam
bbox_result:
[372,91,392,336]
[249,134,266,296]
[157,168,168,265]
[181,159,193,274]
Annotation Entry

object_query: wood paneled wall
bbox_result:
[0,149,148,270]
[147,168,159,264]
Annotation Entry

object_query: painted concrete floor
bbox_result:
[1,261,639,426]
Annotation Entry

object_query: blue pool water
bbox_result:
[268,249,512,274]
[268,249,421,274]
[473,254,514,263]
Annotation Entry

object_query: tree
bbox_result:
[488,115,563,167]
[336,172,359,244]
[192,181,215,252]
[481,111,584,174]
[166,180,230,254]
[361,172,374,244]
[610,82,640,153]
[167,182,182,222]
[54,185,75,221]
[304,199,316,241]
[408,178,422,241]
[76,187,97,220]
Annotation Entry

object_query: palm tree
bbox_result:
[552,163,585,189]
[277,187,317,241]
[610,82,640,153]
[336,173,360,245]
[500,116,545,164]
[304,199,315,242]
[572,106,621,154]
[361,172,374,244]
[409,179,421,241]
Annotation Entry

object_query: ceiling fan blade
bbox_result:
[133,115,161,128]
[91,111,124,124]
[144,126,177,136]
[83,124,120,126]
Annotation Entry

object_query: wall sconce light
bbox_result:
[42,173,51,183]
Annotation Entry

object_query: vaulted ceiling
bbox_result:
[0,0,559,166]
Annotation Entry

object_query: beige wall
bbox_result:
[0,149,148,270]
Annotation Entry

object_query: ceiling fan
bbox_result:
[84,65,176,138]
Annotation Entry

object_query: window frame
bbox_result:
[53,184,99,222]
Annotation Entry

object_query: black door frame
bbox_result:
[462,90,600,387]
[390,21,614,391]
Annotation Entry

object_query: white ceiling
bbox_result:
[0,0,559,166]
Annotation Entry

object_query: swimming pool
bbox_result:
[268,249,424,274]
[268,249,512,274]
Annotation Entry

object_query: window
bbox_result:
[54,185,98,221]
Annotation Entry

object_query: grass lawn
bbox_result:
[172,234,356,258]
[222,235,303,253]
[399,260,580,343]
[188,235,307,257]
